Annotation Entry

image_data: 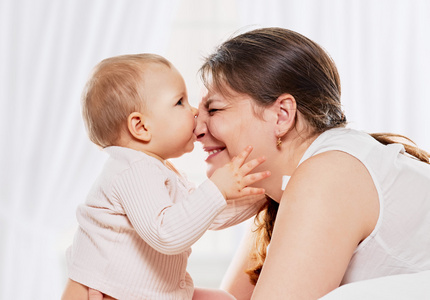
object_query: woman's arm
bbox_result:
[251,151,379,299]
[220,220,257,300]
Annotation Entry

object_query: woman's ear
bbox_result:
[275,93,297,137]
[127,112,151,142]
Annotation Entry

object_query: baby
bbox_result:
[62,54,270,300]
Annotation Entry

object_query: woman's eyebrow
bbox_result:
[204,98,214,109]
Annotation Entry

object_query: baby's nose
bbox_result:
[192,106,199,118]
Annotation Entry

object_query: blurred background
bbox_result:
[1,0,429,299]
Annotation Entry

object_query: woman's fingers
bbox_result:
[88,288,104,300]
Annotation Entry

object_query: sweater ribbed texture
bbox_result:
[67,146,265,299]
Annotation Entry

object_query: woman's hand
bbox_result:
[209,146,271,199]
[88,288,103,300]
[88,288,116,300]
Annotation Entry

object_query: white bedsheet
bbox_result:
[320,271,430,299]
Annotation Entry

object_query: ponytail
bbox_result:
[370,133,429,164]
[245,198,279,285]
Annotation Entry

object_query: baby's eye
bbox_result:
[176,98,183,106]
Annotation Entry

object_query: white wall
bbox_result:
[1,0,429,299]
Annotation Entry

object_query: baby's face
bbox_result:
[141,62,198,159]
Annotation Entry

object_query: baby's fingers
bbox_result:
[239,155,267,175]
[242,171,271,186]
[232,146,254,167]
[239,186,266,196]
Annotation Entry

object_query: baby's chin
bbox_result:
[182,142,195,155]
[169,144,194,159]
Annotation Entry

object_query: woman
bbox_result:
[195,27,430,299]
[85,27,430,299]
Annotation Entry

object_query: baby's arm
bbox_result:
[117,165,225,255]
[208,146,270,229]
[209,146,270,199]
[117,146,269,255]
[209,194,267,230]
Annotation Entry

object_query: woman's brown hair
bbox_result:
[200,27,429,285]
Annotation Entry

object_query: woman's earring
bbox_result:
[276,137,282,148]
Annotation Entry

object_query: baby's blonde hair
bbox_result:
[81,53,171,148]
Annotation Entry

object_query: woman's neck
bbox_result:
[264,129,319,202]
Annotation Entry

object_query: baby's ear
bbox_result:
[274,93,297,137]
[127,112,151,142]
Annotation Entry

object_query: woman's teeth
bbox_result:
[207,149,222,156]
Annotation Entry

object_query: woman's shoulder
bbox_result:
[285,149,379,239]
[299,128,378,163]
[265,146,380,299]
[291,149,371,196]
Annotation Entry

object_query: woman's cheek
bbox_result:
[206,117,218,134]
[208,117,231,144]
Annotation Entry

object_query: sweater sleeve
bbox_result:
[209,195,268,230]
[113,161,227,255]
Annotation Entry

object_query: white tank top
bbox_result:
[297,127,430,284]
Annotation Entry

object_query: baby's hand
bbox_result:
[210,146,271,199]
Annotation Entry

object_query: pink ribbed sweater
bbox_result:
[67,146,264,300]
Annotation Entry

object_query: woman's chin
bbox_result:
[206,164,217,177]
[206,162,227,177]
[205,152,230,177]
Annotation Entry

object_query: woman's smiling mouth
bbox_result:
[204,147,226,160]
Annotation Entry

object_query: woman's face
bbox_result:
[195,86,274,177]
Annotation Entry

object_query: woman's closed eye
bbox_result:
[208,108,223,115]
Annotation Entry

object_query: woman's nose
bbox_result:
[194,112,206,139]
